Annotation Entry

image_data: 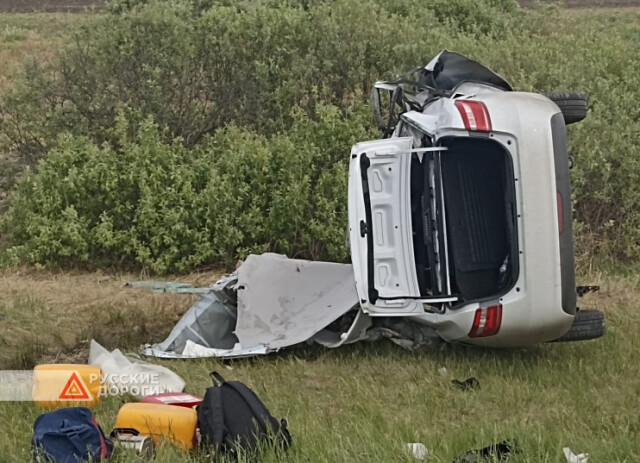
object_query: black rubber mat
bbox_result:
[440,139,510,300]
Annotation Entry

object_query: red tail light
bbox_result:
[468,305,503,338]
[557,191,564,235]
[455,100,492,132]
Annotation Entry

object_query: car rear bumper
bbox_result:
[409,295,575,347]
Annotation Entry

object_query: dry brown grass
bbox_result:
[0,267,220,310]
[0,13,100,91]
[575,269,640,337]
[0,0,105,13]
[0,267,222,369]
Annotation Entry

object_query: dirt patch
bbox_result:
[0,0,105,12]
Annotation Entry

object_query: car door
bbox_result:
[348,137,456,315]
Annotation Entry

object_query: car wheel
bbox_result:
[544,91,588,125]
[554,309,605,342]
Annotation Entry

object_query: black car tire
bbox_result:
[544,91,588,125]
[554,309,605,342]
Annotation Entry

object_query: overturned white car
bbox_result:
[144,51,605,360]
[348,50,605,347]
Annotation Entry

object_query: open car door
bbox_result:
[348,138,457,316]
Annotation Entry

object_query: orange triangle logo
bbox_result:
[59,372,91,400]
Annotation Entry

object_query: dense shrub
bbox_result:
[0,0,516,160]
[1,0,640,271]
[1,105,373,273]
[427,0,519,34]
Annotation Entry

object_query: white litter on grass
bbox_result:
[563,447,589,463]
[181,340,270,359]
[438,367,448,376]
[405,443,429,460]
[89,340,185,397]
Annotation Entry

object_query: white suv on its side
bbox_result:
[348,51,605,347]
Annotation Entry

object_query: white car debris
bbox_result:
[563,447,589,463]
[405,442,429,460]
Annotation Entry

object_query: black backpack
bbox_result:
[197,372,291,458]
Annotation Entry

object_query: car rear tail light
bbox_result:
[468,305,503,338]
[454,100,492,132]
[557,191,564,235]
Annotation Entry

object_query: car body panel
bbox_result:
[349,89,576,346]
[348,137,422,315]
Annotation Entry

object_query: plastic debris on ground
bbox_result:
[576,286,599,297]
[234,253,359,349]
[563,447,589,463]
[366,317,444,351]
[124,281,210,294]
[452,377,480,390]
[142,273,240,355]
[141,392,202,408]
[453,440,517,462]
[405,443,429,460]
[89,340,185,396]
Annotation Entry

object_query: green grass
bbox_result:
[0,269,638,461]
[0,4,639,462]
[0,13,98,90]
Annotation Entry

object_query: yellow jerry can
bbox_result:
[114,403,198,450]
[33,364,102,408]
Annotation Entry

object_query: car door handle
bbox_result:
[360,220,368,237]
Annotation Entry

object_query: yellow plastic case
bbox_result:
[33,364,102,408]
[114,403,198,450]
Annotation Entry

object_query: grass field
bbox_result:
[1,3,640,462]
[0,268,637,461]
[0,0,105,13]
[0,13,96,91]
[0,0,638,11]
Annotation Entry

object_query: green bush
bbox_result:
[1,105,373,273]
[0,0,514,159]
[427,0,520,34]
[1,0,640,271]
